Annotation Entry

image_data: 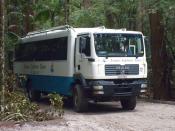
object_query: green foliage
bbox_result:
[70,0,140,30]
[4,70,17,92]
[0,90,58,122]
[105,0,138,29]
[70,0,105,27]
[7,0,35,35]
[0,72,64,122]
[5,32,19,51]
[34,0,65,28]
[0,90,38,122]
[0,90,63,122]
[48,93,64,118]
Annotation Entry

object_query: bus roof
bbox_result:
[21,25,143,43]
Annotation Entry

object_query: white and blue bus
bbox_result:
[14,25,147,112]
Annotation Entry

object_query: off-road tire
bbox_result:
[26,80,41,102]
[73,84,88,112]
[120,96,136,110]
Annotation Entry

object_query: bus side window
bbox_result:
[79,36,91,57]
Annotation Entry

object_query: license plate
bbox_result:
[118,75,127,78]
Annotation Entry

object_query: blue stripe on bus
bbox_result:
[28,75,74,96]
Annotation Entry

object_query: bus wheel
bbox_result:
[26,81,41,102]
[73,84,88,112]
[120,96,136,110]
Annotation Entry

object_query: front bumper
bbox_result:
[87,79,147,99]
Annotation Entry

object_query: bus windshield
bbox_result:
[94,33,144,57]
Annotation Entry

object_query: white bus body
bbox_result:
[14,25,147,112]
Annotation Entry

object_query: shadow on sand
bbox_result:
[36,97,136,115]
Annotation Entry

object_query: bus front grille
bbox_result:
[105,64,139,76]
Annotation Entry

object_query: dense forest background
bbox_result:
[0,0,175,101]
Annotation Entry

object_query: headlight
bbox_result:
[93,91,104,95]
[93,85,103,90]
[140,84,147,93]
[141,84,147,88]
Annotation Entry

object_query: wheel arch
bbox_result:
[73,73,87,87]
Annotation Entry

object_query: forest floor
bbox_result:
[0,100,175,131]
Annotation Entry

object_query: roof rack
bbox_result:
[118,28,127,31]
[94,26,105,29]
[27,25,72,36]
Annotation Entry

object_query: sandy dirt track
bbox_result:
[0,100,175,131]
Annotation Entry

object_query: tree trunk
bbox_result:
[149,12,170,100]
[24,1,34,34]
[0,0,5,111]
[7,0,19,35]
[136,0,144,31]
[105,11,115,28]
[64,0,70,24]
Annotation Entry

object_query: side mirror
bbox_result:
[79,35,91,57]
[80,37,86,53]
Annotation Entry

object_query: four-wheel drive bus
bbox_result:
[14,25,147,112]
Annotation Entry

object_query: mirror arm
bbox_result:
[88,58,95,62]
[81,55,95,62]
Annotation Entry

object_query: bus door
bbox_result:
[75,34,91,74]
